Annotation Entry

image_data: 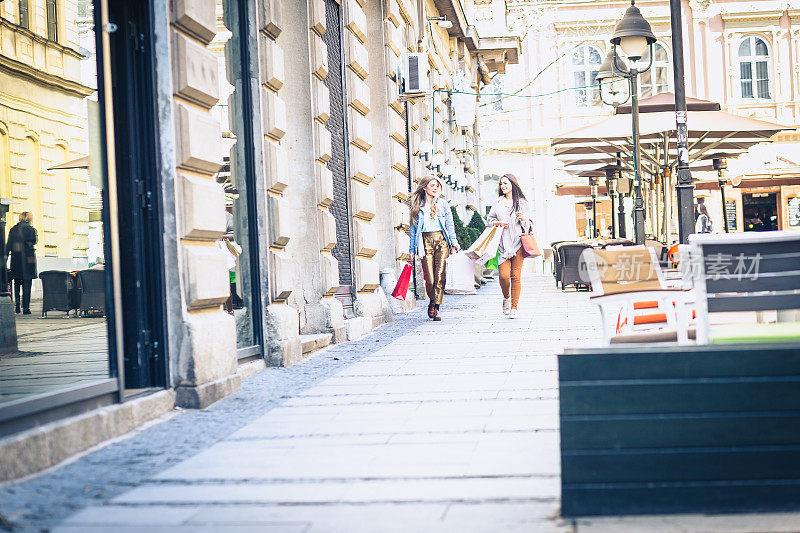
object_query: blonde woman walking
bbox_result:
[409,176,460,321]
[487,174,533,319]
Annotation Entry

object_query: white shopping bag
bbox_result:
[445,252,477,294]
[464,226,501,265]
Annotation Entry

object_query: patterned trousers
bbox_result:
[421,231,450,305]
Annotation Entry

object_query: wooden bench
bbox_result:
[688,230,800,345]
[559,343,800,516]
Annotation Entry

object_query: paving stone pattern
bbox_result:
[2,275,798,532]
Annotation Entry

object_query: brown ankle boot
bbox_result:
[432,304,442,321]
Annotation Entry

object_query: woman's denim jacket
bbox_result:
[409,197,459,256]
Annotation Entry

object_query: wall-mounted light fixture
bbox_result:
[418,139,433,162]
[427,16,453,29]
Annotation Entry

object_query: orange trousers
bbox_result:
[498,247,524,309]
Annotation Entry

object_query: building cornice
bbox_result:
[0,56,95,98]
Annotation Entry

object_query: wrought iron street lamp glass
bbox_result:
[597,51,630,107]
[610,1,656,61]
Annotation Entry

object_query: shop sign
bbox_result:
[725,199,737,231]
[788,196,800,228]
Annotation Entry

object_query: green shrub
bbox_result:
[467,211,486,234]
[467,227,481,245]
[451,207,472,249]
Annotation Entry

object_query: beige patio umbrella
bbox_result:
[553,93,789,172]
[551,93,792,240]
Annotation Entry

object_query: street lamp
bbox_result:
[418,139,433,162]
[596,0,656,245]
[705,154,732,233]
[431,152,445,175]
[588,176,599,238]
[603,165,622,239]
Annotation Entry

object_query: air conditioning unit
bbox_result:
[400,52,429,97]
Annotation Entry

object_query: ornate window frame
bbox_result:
[737,34,772,101]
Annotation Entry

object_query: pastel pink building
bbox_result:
[481,0,800,243]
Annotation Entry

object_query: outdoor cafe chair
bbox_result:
[550,240,571,287]
[580,246,692,345]
[688,230,800,345]
[558,243,592,291]
[76,269,106,317]
[39,270,78,317]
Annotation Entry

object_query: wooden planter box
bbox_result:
[559,344,800,517]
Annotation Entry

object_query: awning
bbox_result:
[48,155,90,170]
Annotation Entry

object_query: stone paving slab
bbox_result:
[7,274,800,532]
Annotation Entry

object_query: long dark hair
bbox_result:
[497,173,526,212]
[409,176,443,221]
[697,203,710,219]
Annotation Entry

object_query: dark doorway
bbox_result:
[107,0,168,390]
[322,0,355,315]
[742,192,779,232]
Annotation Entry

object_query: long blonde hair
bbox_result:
[409,176,443,222]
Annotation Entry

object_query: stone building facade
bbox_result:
[0,0,519,480]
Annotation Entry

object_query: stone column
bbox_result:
[341,0,383,321]
[364,0,414,311]
[259,0,303,365]
[307,0,346,342]
[169,0,240,407]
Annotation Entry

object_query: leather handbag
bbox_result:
[520,232,541,258]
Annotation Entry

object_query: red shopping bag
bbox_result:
[391,263,413,300]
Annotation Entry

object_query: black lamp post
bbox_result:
[713,156,730,233]
[670,0,695,244]
[603,166,621,239]
[588,176,599,238]
[597,0,656,245]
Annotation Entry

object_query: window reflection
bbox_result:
[211,0,257,351]
[0,0,109,403]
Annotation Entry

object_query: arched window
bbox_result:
[639,42,671,98]
[738,35,771,99]
[571,44,602,107]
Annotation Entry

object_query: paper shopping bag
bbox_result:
[465,226,501,264]
[445,252,476,294]
[391,263,413,300]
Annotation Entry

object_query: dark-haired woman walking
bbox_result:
[487,174,533,319]
[409,176,460,321]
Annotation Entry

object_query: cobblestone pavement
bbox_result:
[3,275,799,532]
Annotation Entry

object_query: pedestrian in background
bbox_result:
[695,203,714,233]
[6,211,37,315]
[409,176,460,321]
[488,174,533,319]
